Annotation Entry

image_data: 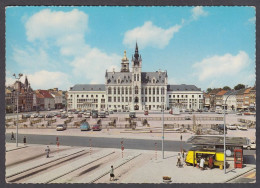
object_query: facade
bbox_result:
[209,88,222,110]
[249,86,256,110]
[36,90,55,110]
[215,90,228,110]
[167,85,203,110]
[223,90,238,111]
[236,88,246,110]
[243,87,252,108]
[203,93,210,110]
[68,44,203,111]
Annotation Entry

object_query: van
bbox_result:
[185,147,225,167]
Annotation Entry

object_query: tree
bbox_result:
[234,84,245,90]
[206,88,212,93]
[223,86,231,90]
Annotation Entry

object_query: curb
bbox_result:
[6,145,28,152]
[46,151,115,183]
[6,149,86,178]
[224,166,256,183]
[90,153,142,183]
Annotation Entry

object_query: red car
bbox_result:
[57,114,61,118]
[92,124,102,131]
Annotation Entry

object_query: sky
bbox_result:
[6,6,256,91]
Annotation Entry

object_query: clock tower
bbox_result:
[131,42,142,110]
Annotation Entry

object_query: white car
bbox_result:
[30,113,38,118]
[237,125,248,130]
[68,114,74,118]
[227,124,237,130]
[243,140,256,150]
[236,112,242,116]
[56,124,66,131]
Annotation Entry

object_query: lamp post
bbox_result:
[224,92,232,174]
[161,103,164,159]
[13,73,23,147]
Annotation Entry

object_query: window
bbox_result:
[192,95,194,98]
[177,95,179,98]
[108,87,111,94]
[125,87,128,94]
[141,88,144,94]
[145,88,147,94]
[134,74,136,81]
[157,87,159,95]
[129,87,132,94]
[118,79,120,84]
[153,88,155,95]
[114,87,116,94]
[173,95,175,98]
[169,95,171,98]
[135,97,138,103]
[199,95,201,98]
[161,87,165,95]
[137,74,139,81]
[118,87,120,94]
[145,97,147,102]
[149,88,151,95]
[77,95,79,97]
[102,95,104,98]
[82,95,84,97]
[108,97,111,102]
[142,97,143,102]
[149,97,151,102]
[181,95,183,98]
[186,95,188,98]
[70,95,72,97]
[114,97,116,102]
[157,97,159,102]
[129,97,132,102]
[153,79,155,83]
[161,97,165,102]
[153,97,155,102]
[101,99,105,103]
[122,87,124,94]
[91,95,93,98]
[122,97,124,102]
[135,86,138,94]
[126,97,128,102]
[118,97,120,102]
[96,95,98,97]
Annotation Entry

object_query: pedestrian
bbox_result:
[11,132,15,140]
[110,165,115,181]
[176,153,181,167]
[23,136,26,146]
[208,155,214,169]
[182,150,185,159]
[45,146,50,158]
[200,157,205,170]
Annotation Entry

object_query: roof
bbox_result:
[105,71,167,85]
[50,91,62,97]
[36,93,44,98]
[236,88,247,95]
[167,84,201,91]
[38,90,54,98]
[244,88,252,94]
[216,90,228,96]
[70,84,106,91]
[209,88,222,95]
[187,136,249,146]
[223,90,239,95]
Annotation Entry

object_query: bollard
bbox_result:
[56,141,60,153]
[121,140,124,158]
[155,142,157,160]
[56,136,59,142]
[89,138,92,156]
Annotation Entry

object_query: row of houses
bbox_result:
[204,87,256,111]
[5,77,67,113]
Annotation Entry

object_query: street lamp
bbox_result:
[224,92,232,174]
[161,103,164,159]
[13,73,23,147]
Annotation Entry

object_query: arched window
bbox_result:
[108,87,111,94]
[153,87,155,95]
[135,86,138,94]
[118,87,120,94]
[135,97,139,103]
[125,87,128,94]
[161,87,165,95]
[134,74,136,81]
[149,88,151,95]
[122,87,124,94]
[137,74,139,81]
[157,87,159,95]
[114,87,116,94]
[129,87,132,95]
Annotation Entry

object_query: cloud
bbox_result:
[26,70,71,90]
[191,6,208,20]
[193,51,252,82]
[123,21,182,49]
[71,48,121,84]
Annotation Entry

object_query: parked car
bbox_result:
[22,114,31,118]
[92,124,102,131]
[56,124,66,131]
[105,111,109,115]
[185,116,191,120]
[61,114,67,119]
[57,114,61,118]
[45,114,54,118]
[109,110,114,114]
[217,124,227,132]
[99,111,106,118]
[80,122,91,131]
[60,109,63,112]
[38,114,44,118]
[236,112,242,116]
[68,114,74,118]
[77,114,82,118]
[129,111,136,118]
[30,113,38,118]
[243,140,256,150]
[84,112,91,118]
[227,124,237,130]
[237,125,248,130]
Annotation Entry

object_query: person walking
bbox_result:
[200,157,205,170]
[109,165,115,181]
[23,136,27,146]
[45,146,50,158]
[11,132,15,140]
[208,155,214,169]
[176,153,181,168]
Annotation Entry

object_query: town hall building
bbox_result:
[67,43,203,111]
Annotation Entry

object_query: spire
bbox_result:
[25,75,28,87]
[122,50,128,61]
[134,42,139,60]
